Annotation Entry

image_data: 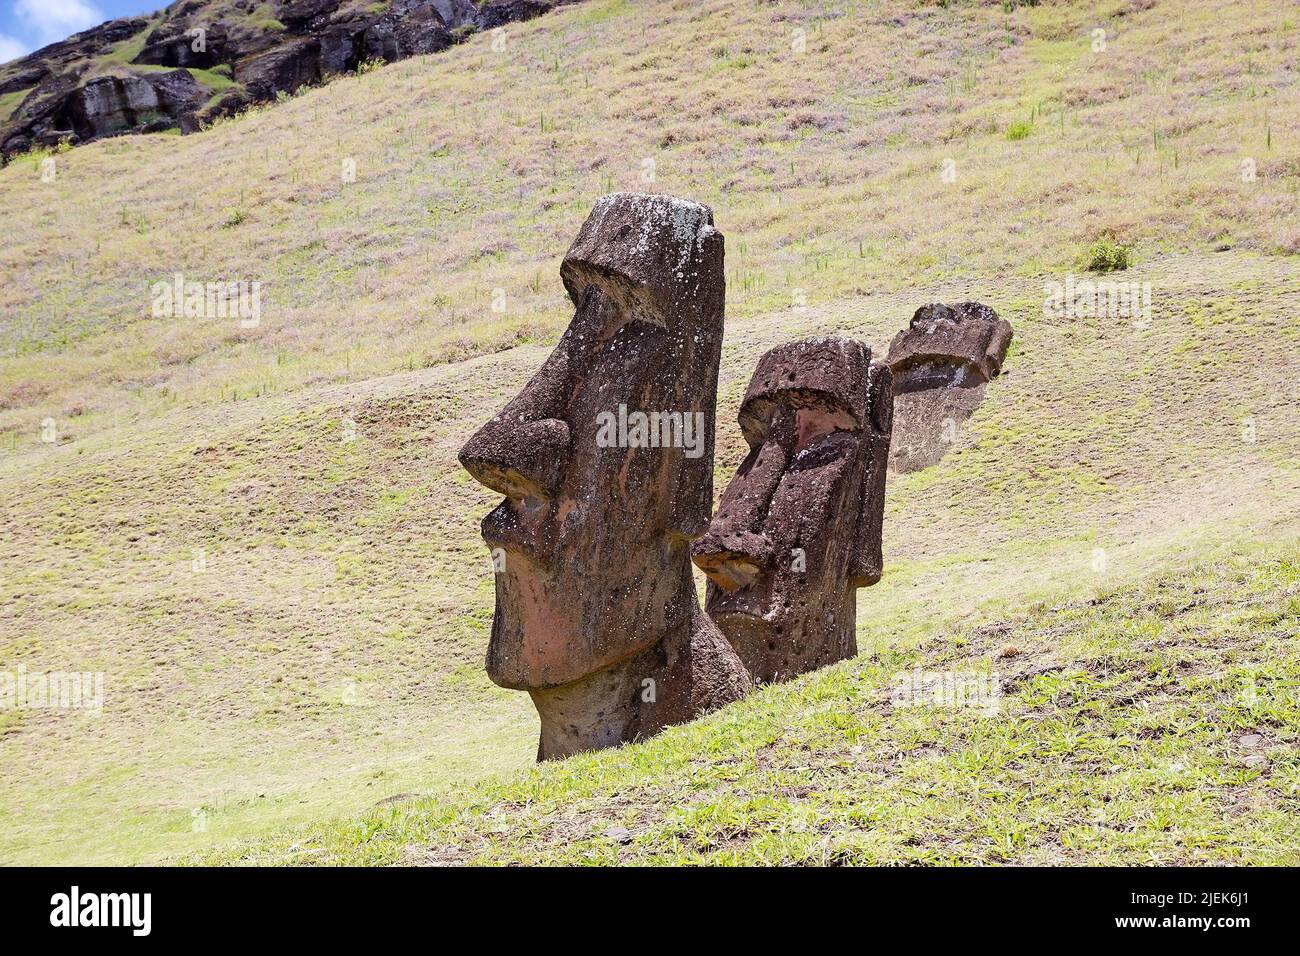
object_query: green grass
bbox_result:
[2,0,1296,435]
[201,546,1300,865]
[118,62,241,96]
[1086,234,1132,271]
[97,18,160,69]
[188,67,239,93]
[1006,118,1033,140]
[0,87,32,123]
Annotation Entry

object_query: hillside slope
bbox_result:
[206,548,1300,865]
[1,0,1298,865]
[0,0,577,158]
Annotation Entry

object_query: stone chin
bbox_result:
[703,578,784,629]
[484,554,578,690]
[704,602,845,687]
[485,538,695,691]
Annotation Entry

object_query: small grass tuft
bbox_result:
[1086,235,1132,271]
[1006,119,1033,140]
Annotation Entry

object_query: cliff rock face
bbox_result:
[0,0,577,159]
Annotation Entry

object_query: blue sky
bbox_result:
[1,0,161,64]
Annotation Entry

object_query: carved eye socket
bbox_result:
[790,430,854,471]
[792,403,859,455]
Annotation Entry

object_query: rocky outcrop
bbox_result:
[885,301,1013,472]
[135,24,229,70]
[460,194,751,760]
[1,0,580,160]
[693,338,894,684]
[67,71,209,138]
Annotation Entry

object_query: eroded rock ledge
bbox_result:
[0,0,580,160]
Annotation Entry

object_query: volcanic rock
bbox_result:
[693,337,894,684]
[459,193,750,760]
[885,301,1012,472]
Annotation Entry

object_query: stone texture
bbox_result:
[57,70,208,141]
[693,337,894,684]
[885,301,1012,472]
[460,193,750,760]
[135,23,230,69]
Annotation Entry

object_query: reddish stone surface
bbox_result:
[692,337,894,684]
[885,301,1012,472]
[459,193,750,760]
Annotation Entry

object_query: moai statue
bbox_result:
[459,193,750,761]
[884,301,1012,473]
[691,337,894,684]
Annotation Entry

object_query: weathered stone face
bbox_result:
[692,337,894,684]
[885,301,1012,472]
[459,193,749,759]
[888,302,1012,390]
[59,71,208,140]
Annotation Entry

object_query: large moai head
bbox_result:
[691,337,894,684]
[459,193,749,759]
[885,301,1012,472]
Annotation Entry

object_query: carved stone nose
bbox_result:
[691,527,773,592]
[459,416,570,500]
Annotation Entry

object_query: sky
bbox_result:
[0,0,160,65]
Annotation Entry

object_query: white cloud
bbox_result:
[0,33,30,65]
[15,0,105,46]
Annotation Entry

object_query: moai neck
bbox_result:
[527,596,748,760]
[785,586,857,681]
[529,618,688,761]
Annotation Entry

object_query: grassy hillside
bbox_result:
[207,547,1300,865]
[1,0,1298,865]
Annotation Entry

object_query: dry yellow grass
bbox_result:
[2,0,1296,444]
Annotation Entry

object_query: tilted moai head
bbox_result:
[887,301,1012,391]
[885,301,1012,472]
[459,193,749,760]
[691,337,894,684]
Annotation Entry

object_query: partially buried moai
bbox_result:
[458,193,750,761]
[885,301,1012,473]
[691,337,894,684]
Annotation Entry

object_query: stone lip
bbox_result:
[885,301,1013,388]
[1,0,583,160]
